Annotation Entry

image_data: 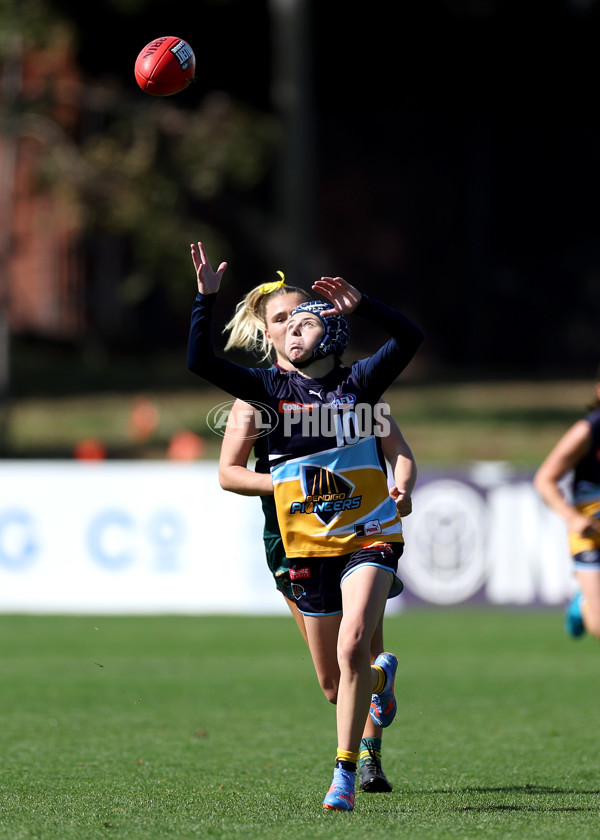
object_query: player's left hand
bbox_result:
[312,276,361,316]
[390,486,412,517]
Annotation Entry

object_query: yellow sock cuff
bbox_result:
[359,748,381,762]
[336,748,359,765]
[372,664,386,695]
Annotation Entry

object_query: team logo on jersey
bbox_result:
[291,583,306,600]
[331,394,356,408]
[289,465,362,526]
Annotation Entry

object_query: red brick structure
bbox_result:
[1,35,85,340]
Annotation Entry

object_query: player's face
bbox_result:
[284,313,325,365]
[264,293,308,363]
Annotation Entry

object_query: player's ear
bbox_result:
[264,330,274,346]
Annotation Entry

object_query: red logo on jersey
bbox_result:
[289,567,311,580]
[278,400,312,412]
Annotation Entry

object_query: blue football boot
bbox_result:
[565,591,586,638]
[322,767,356,811]
[369,652,398,728]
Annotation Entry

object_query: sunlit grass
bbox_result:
[0,611,598,839]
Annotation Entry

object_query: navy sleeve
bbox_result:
[588,409,600,449]
[187,293,273,402]
[351,293,423,400]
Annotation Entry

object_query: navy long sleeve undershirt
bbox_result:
[187,291,423,403]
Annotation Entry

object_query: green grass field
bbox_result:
[1,610,598,840]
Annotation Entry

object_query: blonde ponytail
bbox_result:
[223,277,310,361]
[223,286,269,357]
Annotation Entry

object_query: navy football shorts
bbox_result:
[573,548,600,570]
[288,543,404,616]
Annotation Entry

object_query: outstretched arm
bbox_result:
[351,295,424,400]
[219,400,274,496]
[380,414,417,517]
[313,276,423,399]
[534,420,600,538]
[187,243,272,402]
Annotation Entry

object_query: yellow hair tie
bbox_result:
[259,271,286,295]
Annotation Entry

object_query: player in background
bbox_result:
[217,276,418,793]
[188,241,423,811]
[219,278,312,644]
[534,366,600,638]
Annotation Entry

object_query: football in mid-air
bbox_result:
[134,36,195,96]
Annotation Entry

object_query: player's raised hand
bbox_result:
[191,242,227,295]
[312,276,361,316]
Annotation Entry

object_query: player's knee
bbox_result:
[337,634,369,674]
[324,688,338,705]
[319,678,338,705]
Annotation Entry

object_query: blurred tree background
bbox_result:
[1,0,599,423]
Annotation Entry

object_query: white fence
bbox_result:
[0,460,574,613]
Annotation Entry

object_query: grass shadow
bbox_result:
[427,783,600,814]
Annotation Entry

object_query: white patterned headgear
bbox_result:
[290,301,350,361]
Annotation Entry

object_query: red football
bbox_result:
[134,36,195,96]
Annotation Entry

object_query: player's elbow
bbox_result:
[532,469,547,496]
[218,469,235,492]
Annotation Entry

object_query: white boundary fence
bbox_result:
[0,461,574,613]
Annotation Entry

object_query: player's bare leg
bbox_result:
[303,613,342,704]
[336,566,392,753]
[322,566,395,811]
[282,594,309,646]
[359,617,393,792]
[575,569,600,638]
[303,604,393,791]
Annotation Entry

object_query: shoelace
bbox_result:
[362,742,382,769]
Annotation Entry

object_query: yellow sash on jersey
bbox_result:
[271,436,403,558]
[569,498,600,555]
